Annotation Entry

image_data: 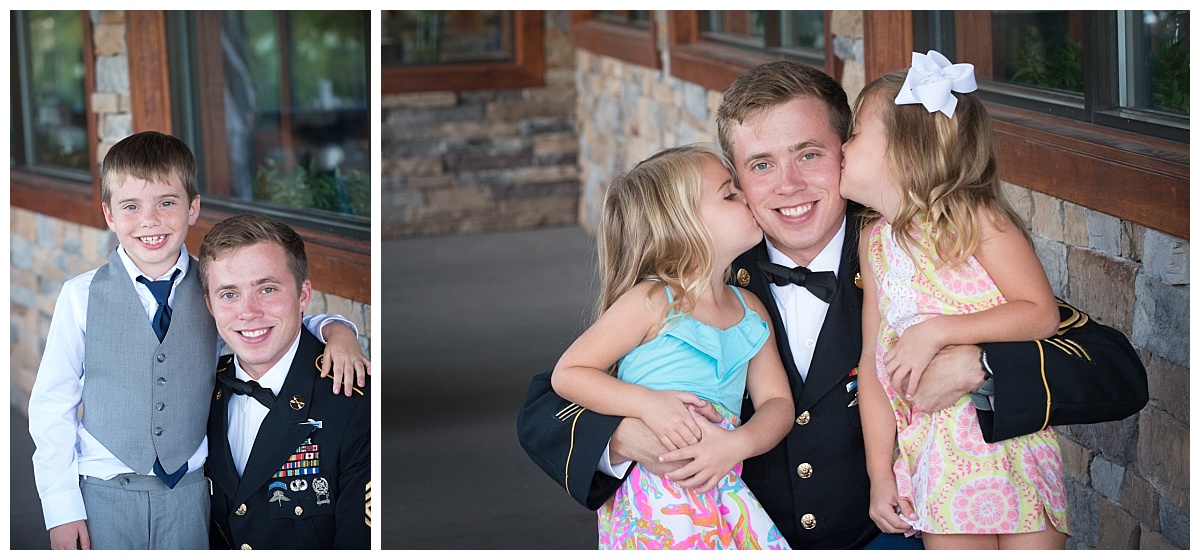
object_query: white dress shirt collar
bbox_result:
[116,244,190,283]
[233,331,303,395]
[764,217,846,274]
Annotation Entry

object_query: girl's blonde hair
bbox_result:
[854,70,1029,266]
[597,144,733,324]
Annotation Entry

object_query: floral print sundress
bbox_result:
[867,219,1069,536]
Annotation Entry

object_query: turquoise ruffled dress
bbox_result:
[597,285,791,549]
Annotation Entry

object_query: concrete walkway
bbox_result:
[381,225,601,549]
[10,406,51,549]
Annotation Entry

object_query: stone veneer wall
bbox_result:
[382,11,579,237]
[9,208,373,417]
[1006,184,1190,550]
[573,11,1187,551]
[574,51,723,232]
[92,10,134,162]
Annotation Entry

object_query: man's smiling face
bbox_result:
[729,95,848,266]
[204,241,311,380]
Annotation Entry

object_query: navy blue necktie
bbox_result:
[137,269,187,488]
[136,269,181,342]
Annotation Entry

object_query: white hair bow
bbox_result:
[894,50,977,118]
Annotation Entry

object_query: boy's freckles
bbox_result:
[101,175,200,279]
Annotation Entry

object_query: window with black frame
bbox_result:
[699,11,824,68]
[921,10,1188,142]
[167,10,370,236]
[10,10,91,183]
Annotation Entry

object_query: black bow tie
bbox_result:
[757,259,838,303]
[217,374,276,409]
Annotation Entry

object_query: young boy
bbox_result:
[28,131,369,550]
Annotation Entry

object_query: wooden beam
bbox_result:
[125,11,173,134]
[863,11,913,81]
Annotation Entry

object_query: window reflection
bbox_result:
[381,11,514,66]
[179,11,370,221]
[699,11,824,59]
[1131,10,1189,114]
[990,11,1085,94]
[18,10,89,174]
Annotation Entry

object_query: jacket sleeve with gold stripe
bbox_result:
[517,370,625,510]
[977,299,1148,443]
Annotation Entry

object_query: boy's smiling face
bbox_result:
[102,173,200,279]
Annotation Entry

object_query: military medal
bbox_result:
[268,482,291,506]
[314,477,331,505]
[290,395,306,410]
[290,479,308,492]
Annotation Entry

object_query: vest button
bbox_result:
[154,427,164,436]
[156,354,166,363]
[157,377,167,386]
[235,503,247,516]
[796,411,811,425]
[156,402,165,411]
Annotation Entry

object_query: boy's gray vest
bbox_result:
[82,249,218,474]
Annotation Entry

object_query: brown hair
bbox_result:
[597,144,734,324]
[716,60,851,162]
[100,131,199,205]
[854,70,1028,265]
[198,212,308,294]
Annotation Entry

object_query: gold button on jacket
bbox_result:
[241,544,252,550]
[796,462,813,478]
[796,411,811,425]
[801,513,817,530]
[235,504,247,516]
[294,506,304,516]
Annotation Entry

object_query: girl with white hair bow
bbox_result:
[840,51,1070,550]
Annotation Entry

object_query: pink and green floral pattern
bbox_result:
[868,219,1069,536]
[597,403,790,549]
